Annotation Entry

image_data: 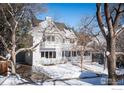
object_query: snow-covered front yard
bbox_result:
[0,62,124,85]
[33,63,100,79]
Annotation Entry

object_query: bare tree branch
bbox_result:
[96,3,107,39]
[8,3,14,13]
[110,7,115,25]
[1,8,12,30]
[90,31,102,47]
[6,4,18,32]
[17,10,25,22]
[104,3,114,36]
[7,9,14,17]
[114,27,124,37]
[113,3,122,29]
[0,56,6,60]
[85,16,95,27]
[13,21,18,32]
[116,52,124,55]
[0,35,10,53]
[15,42,40,55]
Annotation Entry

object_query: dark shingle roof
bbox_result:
[32,17,69,31]
[54,22,68,31]
[31,18,43,27]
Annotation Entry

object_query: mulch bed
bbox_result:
[16,64,50,82]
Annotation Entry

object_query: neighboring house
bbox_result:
[30,17,93,66]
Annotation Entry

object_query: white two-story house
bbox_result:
[30,17,92,66]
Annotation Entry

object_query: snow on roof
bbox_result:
[30,17,77,39]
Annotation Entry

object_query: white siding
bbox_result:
[31,17,92,66]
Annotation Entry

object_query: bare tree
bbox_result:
[96,3,124,85]
[77,16,99,71]
[76,32,92,71]
[116,32,124,52]
[0,3,46,75]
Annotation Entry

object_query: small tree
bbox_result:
[77,32,92,71]
[77,17,99,71]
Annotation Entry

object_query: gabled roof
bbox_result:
[30,17,77,39]
[54,22,68,31]
[31,17,69,31]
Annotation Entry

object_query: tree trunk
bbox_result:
[104,52,107,70]
[11,60,16,74]
[107,37,117,85]
[80,46,85,72]
[11,31,16,75]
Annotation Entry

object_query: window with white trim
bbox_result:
[72,51,76,57]
[84,51,90,56]
[46,35,55,42]
[41,51,56,58]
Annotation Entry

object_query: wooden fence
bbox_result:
[0,61,8,76]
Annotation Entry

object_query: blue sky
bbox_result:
[36,3,96,29]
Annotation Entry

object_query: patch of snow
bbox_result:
[81,76,107,85]
[64,79,92,85]
[118,79,124,85]
[0,74,28,85]
[43,80,67,85]
[83,62,108,75]
[116,69,124,75]
[42,79,92,85]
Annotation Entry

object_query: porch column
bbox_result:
[90,52,92,62]
[63,51,65,58]
[48,51,49,58]
[44,51,45,58]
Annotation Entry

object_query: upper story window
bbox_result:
[47,36,51,41]
[63,39,65,43]
[70,39,75,43]
[46,35,55,42]
[51,36,55,41]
